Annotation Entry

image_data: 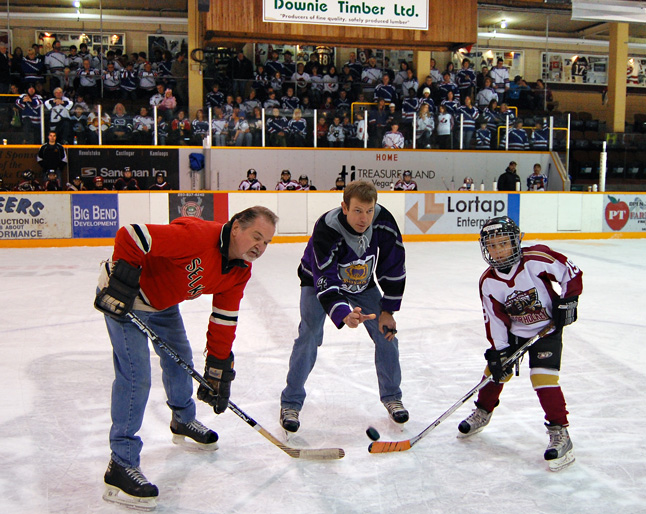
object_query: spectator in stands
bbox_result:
[288,108,308,147]
[132,106,155,144]
[170,51,188,105]
[368,98,389,148]
[401,69,418,102]
[267,107,288,147]
[281,86,300,112]
[327,115,345,147]
[344,52,362,81]
[229,106,252,146]
[252,65,268,101]
[497,161,521,191]
[211,108,228,146]
[264,50,283,78]
[323,65,339,98]
[428,58,442,84]
[416,103,434,149]
[0,43,12,94]
[113,166,140,190]
[457,95,479,149]
[119,61,138,100]
[436,104,454,149]
[228,51,254,98]
[533,78,553,110]
[10,46,24,81]
[16,84,43,144]
[45,87,73,144]
[156,51,174,88]
[149,171,171,190]
[419,86,436,114]
[77,58,100,102]
[206,82,225,109]
[45,39,67,90]
[190,108,209,145]
[316,115,328,147]
[87,105,111,144]
[106,103,132,144]
[248,106,264,147]
[475,120,492,150]
[291,62,311,98]
[393,61,409,99]
[309,65,324,107]
[159,88,177,120]
[157,114,169,146]
[102,61,121,99]
[456,58,476,104]
[438,72,459,102]
[489,57,510,103]
[498,102,517,132]
[362,57,382,99]
[382,122,404,149]
[374,74,396,105]
[66,175,87,191]
[531,120,549,150]
[70,104,88,144]
[60,66,76,99]
[67,45,83,76]
[21,47,44,86]
[169,109,192,145]
[476,76,497,109]
[242,89,262,117]
[483,99,500,145]
[137,61,157,98]
[270,70,284,96]
[502,119,530,151]
[37,130,67,182]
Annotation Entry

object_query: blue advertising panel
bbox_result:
[71,194,119,238]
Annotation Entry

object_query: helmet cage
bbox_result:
[479,217,522,270]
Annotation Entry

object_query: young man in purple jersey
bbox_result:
[280,180,409,432]
[458,216,582,472]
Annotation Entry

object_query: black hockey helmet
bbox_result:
[281,169,291,177]
[247,168,257,177]
[155,171,164,178]
[22,169,34,180]
[47,169,57,176]
[73,175,82,181]
[299,174,308,181]
[479,216,522,270]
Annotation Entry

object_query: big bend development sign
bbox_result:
[264,0,429,30]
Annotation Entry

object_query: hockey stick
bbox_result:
[368,324,555,454]
[125,312,345,460]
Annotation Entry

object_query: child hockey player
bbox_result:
[458,216,582,472]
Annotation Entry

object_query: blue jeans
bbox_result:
[104,305,196,468]
[280,286,402,410]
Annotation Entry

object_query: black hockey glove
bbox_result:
[94,260,141,319]
[485,347,513,383]
[553,296,578,329]
[197,352,236,414]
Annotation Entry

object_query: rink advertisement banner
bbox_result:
[209,149,553,193]
[169,193,215,222]
[0,193,71,239]
[263,0,429,30]
[603,194,646,232]
[71,194,119,238]
[404,193,509,234]
[68,148,179,190]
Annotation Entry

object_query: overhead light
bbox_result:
[500,19,507,29]
[73,1,81,7]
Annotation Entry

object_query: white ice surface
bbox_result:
[0,239,645,513]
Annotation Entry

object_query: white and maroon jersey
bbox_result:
[393,179,417,191]
[99,217,252,359]
[275,179,300,191]
[238,179,264,190]
[479,244,583,350]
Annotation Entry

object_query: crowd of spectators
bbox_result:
[1,41,556,150]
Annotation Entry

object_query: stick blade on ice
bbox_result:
[368,440,412,453]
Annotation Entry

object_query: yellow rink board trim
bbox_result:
[1,232,644,249]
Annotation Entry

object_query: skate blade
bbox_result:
[171,434,219,451]
[456,426,486,439]
[103,485,157,511]
[547,450,575,472]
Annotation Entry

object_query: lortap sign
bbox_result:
[263,0,429,30]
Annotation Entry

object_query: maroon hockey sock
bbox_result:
[475,380,504,413]
[536,387,569,426]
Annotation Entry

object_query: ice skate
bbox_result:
[384,400,409,425]
[544,423,575,472]
[103,459,158,511]
[280,407,301,434]
[170,414,219,450]
[457,406,492,438]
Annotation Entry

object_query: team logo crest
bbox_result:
[178,196,204,219]
[505,288,550,325]
[339,256,375,294]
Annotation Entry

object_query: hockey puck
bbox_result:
[366,426,381,441]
